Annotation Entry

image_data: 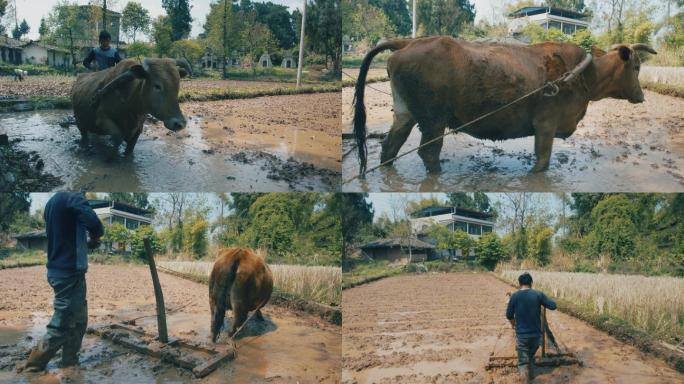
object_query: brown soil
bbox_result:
[0,77,295,98]
[342,273,684,384]
[0,265,340,383]
[342,80,684,192]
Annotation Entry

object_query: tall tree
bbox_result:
[121,1,151,43]
[0,0,7,35]
[38,17,48,37]
[162,0,193,41]
[48,1,88,71]
[0,193,31,241]
[369,0,411,36]
[253,1,297,49]
[418,0,475,36]
[307,0,342,73]
[328,193,374,261]
[152,15,174,56]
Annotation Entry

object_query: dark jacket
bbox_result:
[506,288,557,336]
[83,46,122,70]
[44,193,104,278]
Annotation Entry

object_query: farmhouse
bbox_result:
[90,199,152,230]
[508,6,590,37]
[410,205,496,260]
[12,230,48,252]
[359,237,435,264]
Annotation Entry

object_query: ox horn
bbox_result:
[610,43,657,55]
[630,43,657,54]
[176,58,193,78]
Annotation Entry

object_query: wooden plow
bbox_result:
[486,308,582,369]
[86,239,234,378]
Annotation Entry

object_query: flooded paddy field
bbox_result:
[0,265,341,383]
[342,273,684,383]
[0,91,341,191]
[341,81,684,192]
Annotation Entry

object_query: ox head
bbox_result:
[108,58,191,131]
[605,43,657,104]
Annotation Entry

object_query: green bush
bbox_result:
[476,233,506,271]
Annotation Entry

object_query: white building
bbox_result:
[508,6,590,37]
[410,206,496,260]
[90,200,152,253]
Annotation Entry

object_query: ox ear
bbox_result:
[129,64,148,79]
[175,59,192,78]
[610,44,632,62]
[178,67,189,78]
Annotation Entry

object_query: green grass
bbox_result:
[342,260,405,289]
[0,250,46,269]
[642,81,684,98]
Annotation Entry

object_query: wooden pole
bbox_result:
[412,0,417,38]
[541,307,546,358]
[144,238,168,343]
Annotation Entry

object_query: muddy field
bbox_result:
[342,273,684,383]
[0,76,299,98]
[0,91,341,191]
[0,265,341,383]
[341,79,684,192]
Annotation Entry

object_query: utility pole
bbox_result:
[296,0,306,87]
[222,0,228,80]
[412,0,416,38]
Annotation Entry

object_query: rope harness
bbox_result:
[343,53,593,184]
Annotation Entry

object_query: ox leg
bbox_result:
[255,309,264,321]
[531,128,555,173]
[78,129,90,148]
[417,124,446,174]
[380,112,415,166]
[124,131,141,156]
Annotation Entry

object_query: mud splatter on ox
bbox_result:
[353,36,657,174]
[209,248,273,343]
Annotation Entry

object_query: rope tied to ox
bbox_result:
[344,53,593,185]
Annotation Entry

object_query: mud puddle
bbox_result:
[342,273,684,384]
[0,265,341,383]
[342,82,684,192]
[1,104,338,191]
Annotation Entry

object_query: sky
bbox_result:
[16,0,303,41]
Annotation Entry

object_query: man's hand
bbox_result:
[87,237,101,250]
[509,319,516,329]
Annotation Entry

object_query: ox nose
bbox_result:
[165,116,187,131]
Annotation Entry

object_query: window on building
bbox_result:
[576,25,587,31]
[126,220,139,230]
[453,221,467,232]
[482,226,493,233]
[548,21,561,30]
[112,216,125,225]
[468,224,482,235]
[563,23,576,35]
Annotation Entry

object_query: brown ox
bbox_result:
[353,37,657,174]
[71,58,191,155]
[209,248,273,343]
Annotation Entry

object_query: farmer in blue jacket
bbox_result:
[506,272,557,383]
[19,192,104,372]
[83,30,122,71]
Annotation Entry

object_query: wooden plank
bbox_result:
[193,349,236,378]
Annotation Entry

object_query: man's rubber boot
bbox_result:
[18,342,54,373]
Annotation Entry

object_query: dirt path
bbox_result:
[0,265,340,383]
[341,81,684,192]
[0,91,340,192]
[342,273,684,383]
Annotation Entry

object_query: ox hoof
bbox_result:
[529,164,549,173]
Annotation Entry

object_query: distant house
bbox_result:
[22,41,71,67]
[258,52,272,68]
[508,6,590,38]
[410,205,496,260]
[359,237,435,264]
[90,199,152,253]
[281,50,295,68]
[13,230,48,252]
[0,37,26,65]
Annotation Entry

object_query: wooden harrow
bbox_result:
[486,308,582,369]
[86,239,234,378]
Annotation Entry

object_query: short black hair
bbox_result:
[518,272,533,286]
[99,30,111,41]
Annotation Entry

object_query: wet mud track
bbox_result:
[0,92,340,192]
[342,273,684,383]
[342,81,684,192]
[0,265,341,383]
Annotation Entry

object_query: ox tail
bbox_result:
[210,255,240,342]
[354,39,412,175]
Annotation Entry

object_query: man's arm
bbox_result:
[506,294,516,327]
[114,50,122,65]
[83,49,95,69]
[541,292,557,310]
[68,194,104,247]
